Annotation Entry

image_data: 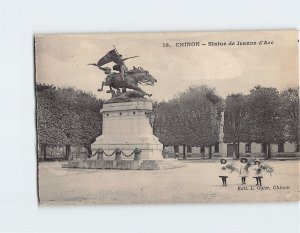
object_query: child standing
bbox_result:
[252,160,263,186]
[239,158,249,185]
[219,159,228,186]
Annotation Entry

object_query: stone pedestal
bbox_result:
[91,99,163,161]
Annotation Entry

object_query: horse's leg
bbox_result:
[137,87,152,97]
[109,86,117,98]
[108,85,117,98]
[116,88,121,96]
[127,84,152,97]
[98,82,105,92]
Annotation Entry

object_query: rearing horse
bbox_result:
[94,66,157,97]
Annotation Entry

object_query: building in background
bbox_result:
[164,112,299,159]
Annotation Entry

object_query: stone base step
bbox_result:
[62,161,79,168]
[139,159,185,170]
[62,158,185,170]
[62,159,140,170]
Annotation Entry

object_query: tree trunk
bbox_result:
[267,144,271,159]
[208,145,212,159]
[65,145,71,160]
[262,143,268,159]
[183,144,186,160]
[41,144,47,161]
[200,147,202,158]
[295,141,299,152]
[233,142,236,159]
[236,142,240,158]
[84,144,92,158]
[201,146,205,159]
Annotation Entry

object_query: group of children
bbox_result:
[219,158,264,186]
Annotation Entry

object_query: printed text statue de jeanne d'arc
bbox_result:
[89,46,157,101]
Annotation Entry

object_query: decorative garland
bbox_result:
[103,150,116,157]
[121,150,136,157]
[88,148,141,158]
[89,150,98,158]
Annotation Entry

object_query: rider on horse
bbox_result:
[89,47,156,98]
[111,54,128,81]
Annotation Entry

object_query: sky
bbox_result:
[35,30,299,101]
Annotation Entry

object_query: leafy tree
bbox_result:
[223,93,248,158]
[36,83,55,92]
[36,87,66,159]
[245,85,284,158]
[36,84,103,160]
[280,87,299,152]
[153,100,181,146]
[153,85,222,159]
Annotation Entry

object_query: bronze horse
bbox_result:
[90,64,157,97]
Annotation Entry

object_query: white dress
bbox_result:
[252,164,263,178]
[239,163,249,177]
[219,164,228,177]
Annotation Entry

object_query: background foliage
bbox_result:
[36,83,299,160]
[36,83,103,159]
[153,85,222,153]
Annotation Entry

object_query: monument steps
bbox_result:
[139,159,185,170]
[62,159,185,170]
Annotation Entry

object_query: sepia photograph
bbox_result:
[35,30,299,205]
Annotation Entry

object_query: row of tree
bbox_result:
[36,83,299,160]
[153,85,222,159]
[224,85,299,158]
[36,83,103,160]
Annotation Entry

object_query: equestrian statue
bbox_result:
[89,46,157,100]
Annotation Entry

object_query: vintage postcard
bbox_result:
[35,30,299,205]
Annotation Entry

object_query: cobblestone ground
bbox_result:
[38,160,299,205]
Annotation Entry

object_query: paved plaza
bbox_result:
[38,160,299,205]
